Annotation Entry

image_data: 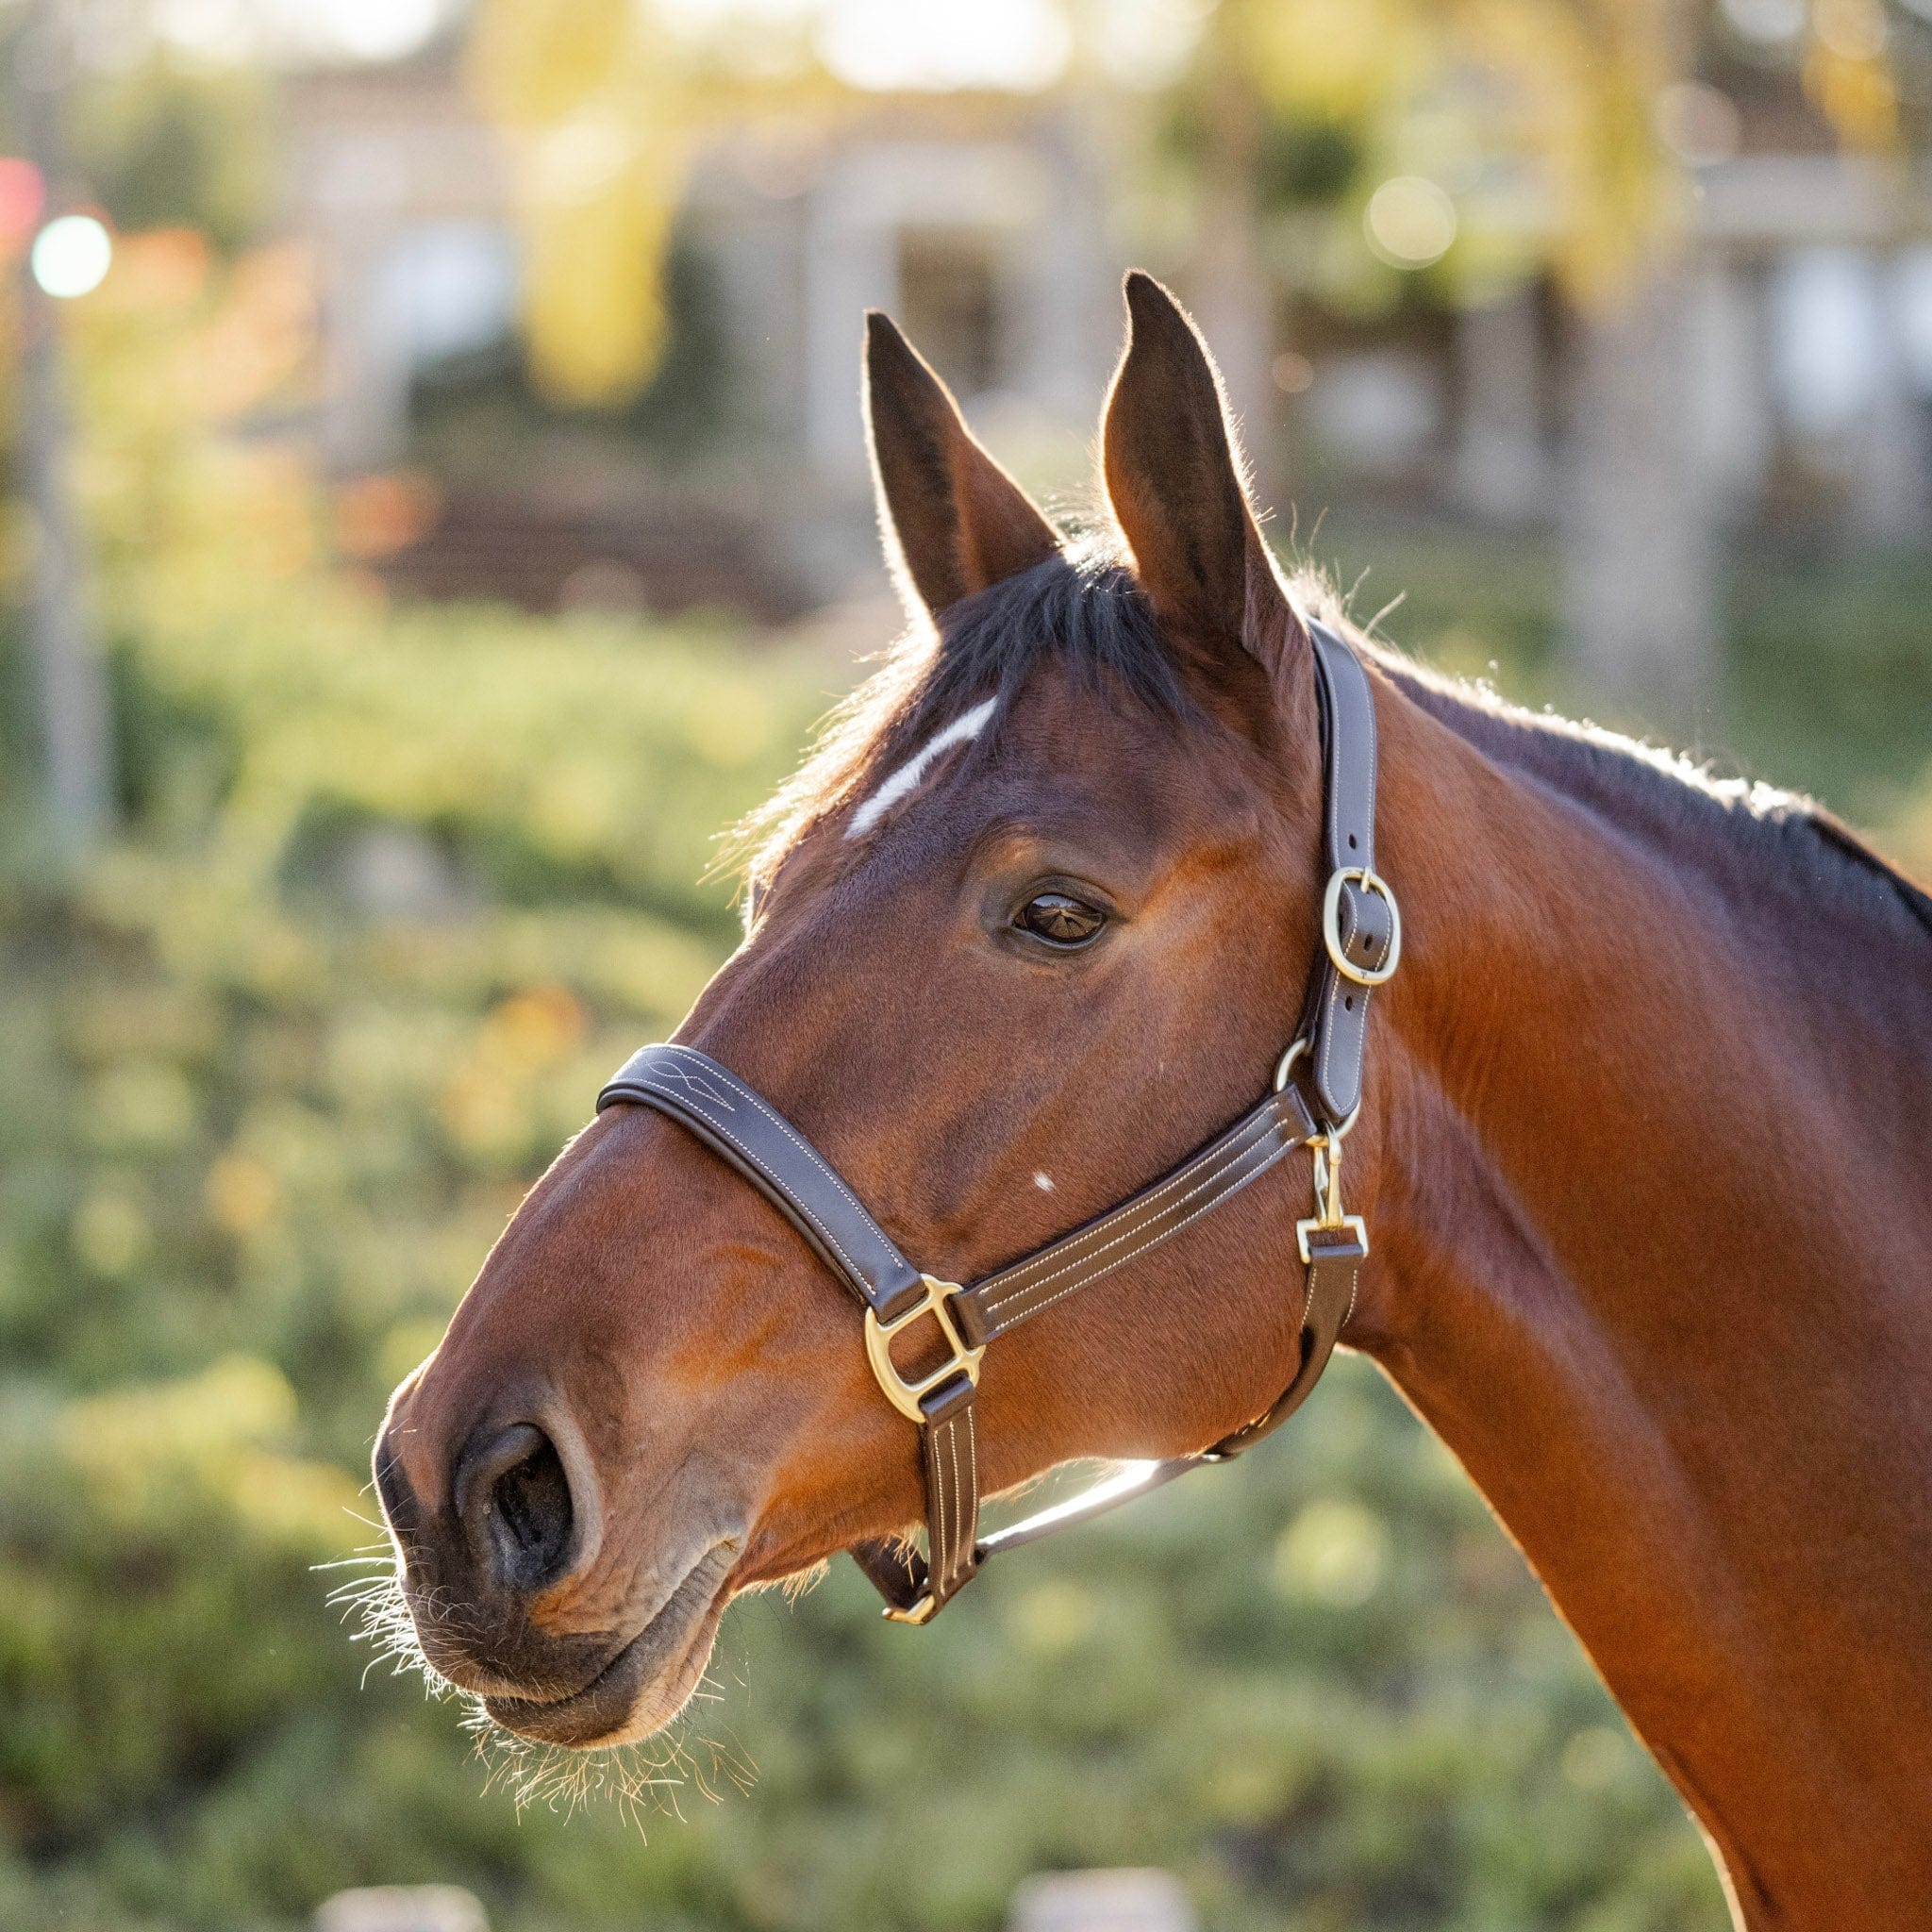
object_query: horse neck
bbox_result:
[1355,675,1932,1928]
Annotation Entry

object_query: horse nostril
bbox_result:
[457,1422,575,1591]
[373,1425,422,1550]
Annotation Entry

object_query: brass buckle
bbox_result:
[1296,1133,1369,1263]
[1322,866,1401,988]
[863,1274,984,1424]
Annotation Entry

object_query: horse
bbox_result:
[373,272,1932,1930]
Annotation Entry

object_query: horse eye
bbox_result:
[1017,891,1106,947]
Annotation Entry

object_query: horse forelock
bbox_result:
[729,541,1208,906]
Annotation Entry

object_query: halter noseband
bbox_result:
[595,620,1399,1624]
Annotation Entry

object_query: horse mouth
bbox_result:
[480,1546,734,1748]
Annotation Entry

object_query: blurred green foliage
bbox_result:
[8,533,1931,1929]
[3,16,1928,1924]
[68,58,274,255]
[0,561,1771,1932]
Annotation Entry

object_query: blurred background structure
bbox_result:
[1,2,1928,1929]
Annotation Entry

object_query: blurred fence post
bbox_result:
[6,0,115,857]
[1456,282,1546,524]
[313,1887,489,1932]
[1187,54,1279,513]
[1561,258,1718,724]
[1009,1868,1199,1932]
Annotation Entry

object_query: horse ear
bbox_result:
[864,310,1061,622]
[1101,272,1300,671]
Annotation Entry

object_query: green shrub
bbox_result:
[18,547,1922,1927]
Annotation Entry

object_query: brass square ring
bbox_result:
[862,1274,984,1423]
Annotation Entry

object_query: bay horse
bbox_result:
[374,273,1932,1930]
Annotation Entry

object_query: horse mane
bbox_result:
[735,541,1932,951]
[1374,652,1932,950]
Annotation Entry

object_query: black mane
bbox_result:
[901,543,1190,742]
[1377,656,1932,949]
[742,543,1932,951]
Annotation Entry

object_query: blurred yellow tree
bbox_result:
[469,0,843,407]
[63,232,322,620]
[472,0,1897,408]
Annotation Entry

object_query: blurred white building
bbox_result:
[275,43,1932,626]
[279,51,1115,608]
[1441,158,1932,542]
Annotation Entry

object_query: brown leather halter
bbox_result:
[596,619,1399,1624]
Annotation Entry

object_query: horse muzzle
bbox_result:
[373,1389,741,1745]
[475,1539,740,1746]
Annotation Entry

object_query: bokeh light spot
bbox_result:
[1273,350,1315,394]
[315,0,442,63]
[1721,0,1807,38]
[816,0,1072,92]
[1813,0,1888,60]
[31,213,112,298]
[1364,176,1457,271]
[205,1155,281,1238]
[1274,1498,1391,1607]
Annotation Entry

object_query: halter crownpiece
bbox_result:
[595,619,1398,1624]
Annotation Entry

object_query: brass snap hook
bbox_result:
[1297,1130,1369,1264]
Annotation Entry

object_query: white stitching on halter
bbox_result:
[845,697,997,841]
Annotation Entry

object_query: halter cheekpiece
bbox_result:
[596,619,1399,1624]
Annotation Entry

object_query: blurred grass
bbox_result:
[2,533,1927,1929]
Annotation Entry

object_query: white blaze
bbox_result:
[844,696,998,841]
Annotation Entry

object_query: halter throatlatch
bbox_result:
[595,619,1398,1624]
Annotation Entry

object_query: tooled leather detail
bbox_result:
[598,1043,925,1321]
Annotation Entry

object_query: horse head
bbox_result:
[373,274,1374,1748]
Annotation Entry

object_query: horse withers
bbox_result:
[374,273,1932,1931]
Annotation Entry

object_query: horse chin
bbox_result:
[479,1546,735,1749]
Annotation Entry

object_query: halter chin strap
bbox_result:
[594,619,1396,1623]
